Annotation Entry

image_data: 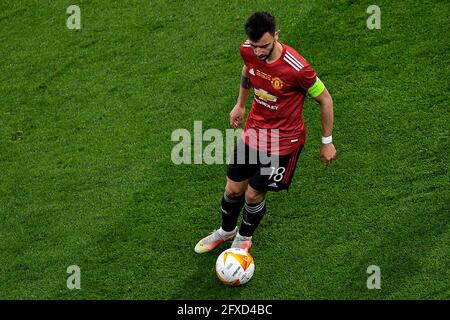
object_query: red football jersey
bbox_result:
[240,40,318,155]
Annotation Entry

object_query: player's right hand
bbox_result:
[230,103,245,128]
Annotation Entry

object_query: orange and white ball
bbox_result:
[215,248,255,286]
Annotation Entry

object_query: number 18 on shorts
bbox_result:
[227,140,303,192]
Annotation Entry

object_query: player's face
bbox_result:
[249,32,278,61]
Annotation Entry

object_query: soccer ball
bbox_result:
[215,248,255,286]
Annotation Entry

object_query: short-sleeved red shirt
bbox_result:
[240,40,318,155]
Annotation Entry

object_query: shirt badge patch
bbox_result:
[271,77,283,90]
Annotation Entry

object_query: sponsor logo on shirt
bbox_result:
[254,88,278,102]
[254,97,278,110]
[254,88,279,110]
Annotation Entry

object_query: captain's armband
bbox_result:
[308,77,325,97]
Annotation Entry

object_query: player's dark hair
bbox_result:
[245,12,276,42]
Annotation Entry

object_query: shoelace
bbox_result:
[206,230,225,242]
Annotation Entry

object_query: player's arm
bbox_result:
[309,78,337,164]
[314,87,333,138]
[237,65,250,106]
[230,65,250,128]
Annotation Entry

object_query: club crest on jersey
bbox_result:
[271,77,283,90]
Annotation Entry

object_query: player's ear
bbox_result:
[274,30,280,41]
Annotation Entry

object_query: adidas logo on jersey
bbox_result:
[268,182,278,188]
[249,68,255,76]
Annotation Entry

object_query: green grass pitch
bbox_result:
[0,0,448,299]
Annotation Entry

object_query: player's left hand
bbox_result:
[320,143,336,165]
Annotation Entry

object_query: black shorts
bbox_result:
[227,139,303,192]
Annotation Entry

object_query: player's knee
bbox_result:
[225,183,246,198]
[245,187,266,203]
[225,188,245,199]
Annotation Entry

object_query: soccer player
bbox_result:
[194,12,336,253]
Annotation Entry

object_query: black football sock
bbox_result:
[221,192,245,232]
[239,200,267,237]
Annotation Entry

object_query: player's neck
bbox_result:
[265,42,283,64]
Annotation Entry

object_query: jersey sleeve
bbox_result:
[240,43,253,67]
[295,64,318,92]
